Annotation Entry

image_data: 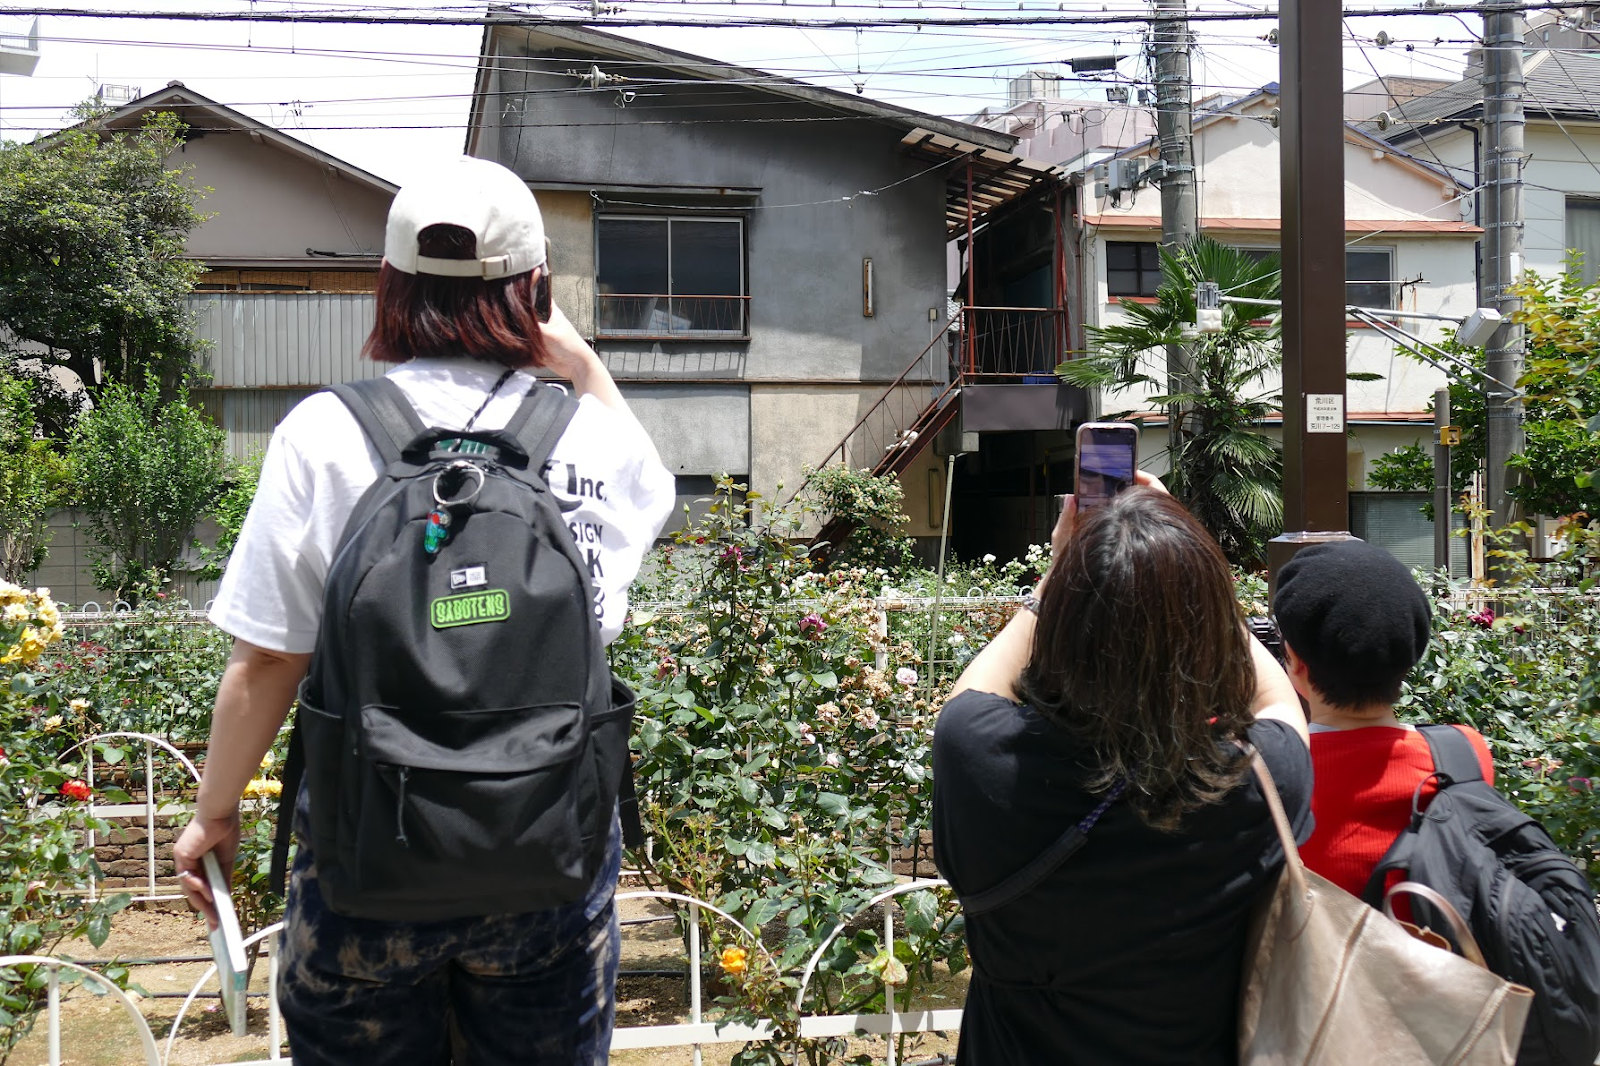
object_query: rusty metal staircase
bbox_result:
[803,317,962,559]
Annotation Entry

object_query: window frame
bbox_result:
[594,214,749,340]
[1565,197,1600,288]
[1344,246,1397,312]
[1105,240,1164,299]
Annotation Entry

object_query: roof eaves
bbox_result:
[482,20,1017,151]
[97,83,399,195]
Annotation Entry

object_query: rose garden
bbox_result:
[3,468,1600,1066]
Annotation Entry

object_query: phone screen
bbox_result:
[1076,424,1138,508]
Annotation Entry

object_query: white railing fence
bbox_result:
[2,882,962,1066]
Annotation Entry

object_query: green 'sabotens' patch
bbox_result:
[430,588,511,629]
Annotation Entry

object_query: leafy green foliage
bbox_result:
[1060,238,1284,564]
[1384,269,1600,521]
[39,588,231,743]
[802,465,914,574]
[194,452,262,583]
[67,377,227,595]
[0,374,67,584]
[0,107,206,426]
[613,478,968,1064]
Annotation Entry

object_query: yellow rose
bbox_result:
[43,715,63,731]
[1,603,27,626]
[243,779,283,799]
[68,698,91,713]
[719,946,748,975]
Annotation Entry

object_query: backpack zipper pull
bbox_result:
[394,766,411,846]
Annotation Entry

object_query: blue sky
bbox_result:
[0,2,1477,185]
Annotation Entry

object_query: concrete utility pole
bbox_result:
[1151,0,1197,466]
[1481,3,1527,534]
[1267,0,1354,589]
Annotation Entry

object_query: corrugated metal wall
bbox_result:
[193,387,318,458]
[188,292,381,387]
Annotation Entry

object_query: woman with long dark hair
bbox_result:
[933,476,1310,1064]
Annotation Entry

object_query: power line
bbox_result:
[0,2,1596,29]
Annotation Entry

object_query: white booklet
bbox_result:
[201,850,249,1037]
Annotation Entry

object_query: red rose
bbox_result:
[59,779,92,802]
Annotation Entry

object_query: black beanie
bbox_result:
[1272,539,1431,684]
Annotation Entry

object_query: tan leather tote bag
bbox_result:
[1238,751,1534,1065]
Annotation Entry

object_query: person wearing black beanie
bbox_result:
[1269,539,1495,899]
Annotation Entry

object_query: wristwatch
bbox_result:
[1021,592,1041,615]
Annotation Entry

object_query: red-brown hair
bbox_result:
[364,224,550,368]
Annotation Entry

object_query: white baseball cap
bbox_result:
[384,157,546,279]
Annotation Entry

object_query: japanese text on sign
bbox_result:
[1306,394,1344,434]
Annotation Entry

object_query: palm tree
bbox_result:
[1059,237,1284,566]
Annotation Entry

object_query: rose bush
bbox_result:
[0,582,135,1061]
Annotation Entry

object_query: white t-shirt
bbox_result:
[209,357,675,653]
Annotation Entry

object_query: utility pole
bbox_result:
[1435,387,1453,572]
[1152,0,1197,468]
[1267,0,1353,590]
[1481,3,1526,537]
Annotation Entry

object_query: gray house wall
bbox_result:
[481,34,957,529]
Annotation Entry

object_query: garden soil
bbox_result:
[12,892,965,1065]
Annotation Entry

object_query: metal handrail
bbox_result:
[808,313,961,479]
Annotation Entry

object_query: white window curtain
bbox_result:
[1565,199,1600,287]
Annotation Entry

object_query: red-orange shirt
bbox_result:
[1303,725,1495,899]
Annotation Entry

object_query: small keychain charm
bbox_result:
[423,507,452,554]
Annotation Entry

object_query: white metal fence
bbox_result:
[2,883,959,1066]
[8,732,963,1065]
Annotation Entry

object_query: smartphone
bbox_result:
[1074,421,1139,511]
[534,271,552,323]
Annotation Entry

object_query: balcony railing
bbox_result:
[596,293,750,339]
[959,306,1067,382]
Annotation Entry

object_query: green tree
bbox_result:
[0,374,66,583]
[0,106,207,429]
[1370,269,1600,521]
[1059,238,1284,565]
[67,377,227,594]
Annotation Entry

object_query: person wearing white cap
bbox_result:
[173,157,675,1063]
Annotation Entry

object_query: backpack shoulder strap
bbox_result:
[958,778,1127,917]
[501,384,579,475]
[329,378,429,468]
[1420,724,1485,785]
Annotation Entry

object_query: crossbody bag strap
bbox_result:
[958,777,1128,917]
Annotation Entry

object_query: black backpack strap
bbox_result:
[1419,724,1486,785]
[1360,725,1480,905]
[329,378,429,468]
[501,384,579,474]
[268,717,305,898]
[958,778,1127,917]
[618,762,645,852]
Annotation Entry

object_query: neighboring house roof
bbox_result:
[467,22,1018,154]
[1355,50,1600,145]
[97,82,399,199]
[1107,82,1465,191]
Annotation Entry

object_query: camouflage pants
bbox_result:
[276,818,621,1065]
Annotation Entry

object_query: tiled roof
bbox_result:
[1356,50,1600,144]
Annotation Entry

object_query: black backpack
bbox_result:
[1362,724,1600,1066]
[270,377,640,921]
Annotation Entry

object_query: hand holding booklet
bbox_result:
[201,850,250,1037]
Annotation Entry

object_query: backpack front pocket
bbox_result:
[348,702,593,905]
